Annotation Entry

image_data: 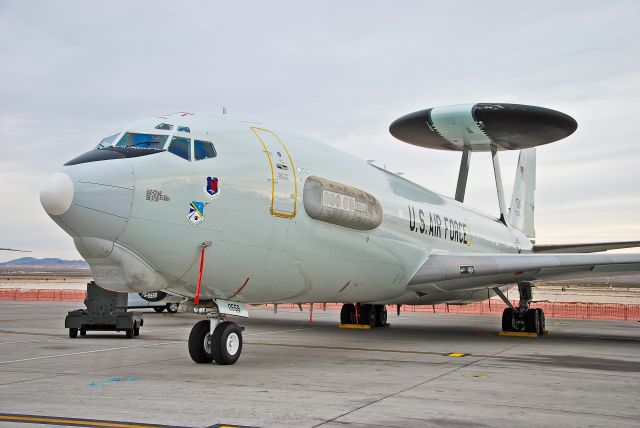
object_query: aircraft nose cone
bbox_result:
[40,159,135,259]
[40,172,74,216]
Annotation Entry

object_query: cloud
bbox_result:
[1,0,639,261]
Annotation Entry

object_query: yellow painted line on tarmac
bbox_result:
[0,414,257,428]
[0,413,166,427]
[447,353,466,357]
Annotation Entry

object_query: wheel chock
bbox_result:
[498,330,549,337]
[338,324,372,329]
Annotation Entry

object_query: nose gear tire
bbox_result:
[188,319,214,363]
[212,321,243,365]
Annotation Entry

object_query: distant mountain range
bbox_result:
[0,257,89,269]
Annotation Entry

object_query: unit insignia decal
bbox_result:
[187,201,207,226]
[205,176,220,199]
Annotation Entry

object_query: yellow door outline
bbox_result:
[250,127,297,218]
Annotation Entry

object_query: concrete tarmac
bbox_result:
[0,301,638,428]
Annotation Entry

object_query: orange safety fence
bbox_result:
[1,289,638,321]
[0,288,85,302]
[261,301,640,321]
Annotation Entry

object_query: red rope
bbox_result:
[194,246,206,305]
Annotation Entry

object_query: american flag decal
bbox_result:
[520,166,527,181]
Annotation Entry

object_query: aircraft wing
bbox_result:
[533,241,640,253]
[408,252,640,292]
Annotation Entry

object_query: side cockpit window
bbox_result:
[194,140,216,160]
[116,133,168,149]
[155,123,173,130]
[177,126,190,133]
[168,136,191,160]
[96,133,119,149]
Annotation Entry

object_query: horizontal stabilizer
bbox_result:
[534,241,640,253]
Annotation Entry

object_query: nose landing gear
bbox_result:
[494,282,545,335]
[188,309,244,365]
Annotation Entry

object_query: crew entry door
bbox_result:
[251,127,297,218]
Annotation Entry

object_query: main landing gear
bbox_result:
[188,308,244,365]
[494,282,545,335]
[340,303,388,328]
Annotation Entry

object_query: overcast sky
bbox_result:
[1,0,639,262]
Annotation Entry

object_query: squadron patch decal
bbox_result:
[187,201,208,226]
[205,176,220,199]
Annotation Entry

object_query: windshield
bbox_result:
[96,133,119,149]
[194,140,216,160]
[116,133,169,149]
[168,136,191,160]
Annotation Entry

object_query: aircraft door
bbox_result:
[251,127,297,218]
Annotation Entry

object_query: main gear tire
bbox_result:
[536,308,545,335]
[501,308,514,332]
[525,309,540,333]
[340,303,356,324]
[375,305,387,327]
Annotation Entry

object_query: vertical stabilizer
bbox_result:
[508,148,536,238]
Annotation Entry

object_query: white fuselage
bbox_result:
[45,114,531,305]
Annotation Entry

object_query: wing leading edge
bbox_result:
[408,252,640,293]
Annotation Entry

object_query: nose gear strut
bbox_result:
[188,241,245,365]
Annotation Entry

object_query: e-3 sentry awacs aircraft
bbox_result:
[40,103,640,365]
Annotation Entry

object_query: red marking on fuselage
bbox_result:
[230,277,250,299]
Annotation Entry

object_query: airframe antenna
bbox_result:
[388,103,577,224]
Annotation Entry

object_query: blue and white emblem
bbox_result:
[205,176,220,200]
[187,201,207,226]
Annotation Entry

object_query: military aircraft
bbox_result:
[39,103,640,365]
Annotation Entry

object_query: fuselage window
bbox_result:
[177,126,190,133]
[155,123,173,130]
[168,136,191,160]
[194,140,216,160]
[116,133,168,149]
[96,133,119,149]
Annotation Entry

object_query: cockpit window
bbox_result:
[194,140,216,160]
[168,136,191,160]
[155,123,173,130]
[96,133,119,149]
[177,126,190,133]
[116,133,169,149]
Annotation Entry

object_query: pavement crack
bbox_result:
[312,342,525,427]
